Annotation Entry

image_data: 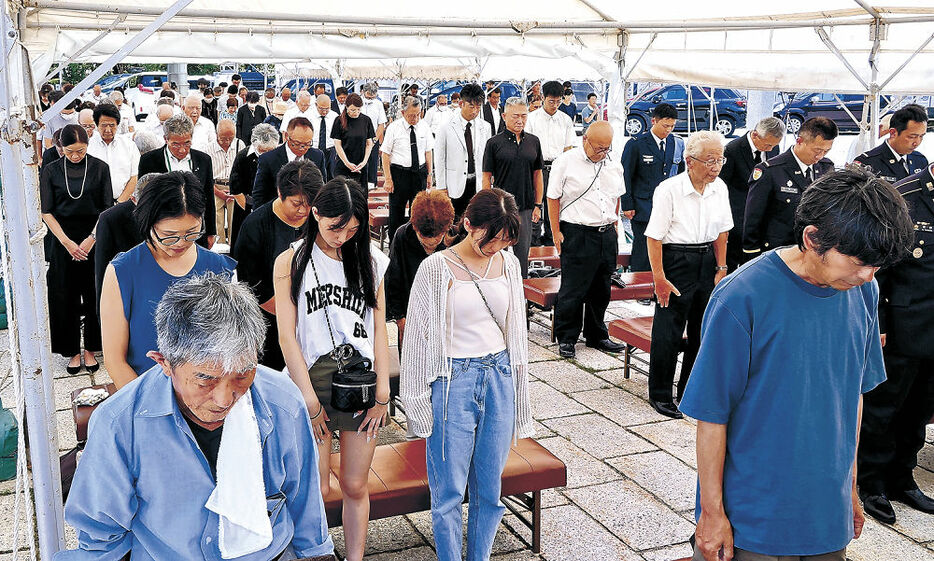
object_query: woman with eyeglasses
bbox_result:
[99,171,236,389]
[331,93,375,187]
[40,124,113,374]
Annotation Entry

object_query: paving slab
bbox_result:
[528,381,590,420]
[529,343,559,364]
[565,479,695,551]
[0,493,30,553]
[329,514,425,556]
[569,346,626,372]
[846,516,934,561]
[609,450,697,511]
[891,499,934,544]
[56,408,77,452]
[405,508,528,556]
[537,436,621,489]
[594,366,649,393]
[532,360,608,394]
[366,545,437,560]
[571,387,660,427]
[534,504,642,561]
[641,542,695,561]
[542,413,657,459]
[629,419,698,469]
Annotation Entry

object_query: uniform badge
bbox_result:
[913,247,923,258]
[889,159,896,164]
[752,169,762,181]
[780,186,798,194]
[927,182,934,192]
[786,180,794,187]
[643,155,655,164]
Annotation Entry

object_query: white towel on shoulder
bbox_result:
[204,390,272,559]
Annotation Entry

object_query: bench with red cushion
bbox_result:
[322,438,566,553]
[369,207,390,249]
[528,246,631,270]
[608,316,686,379]
[524,272,655,341]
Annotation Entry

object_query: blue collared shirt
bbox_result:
[56,366,334,561]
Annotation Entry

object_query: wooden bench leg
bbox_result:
[532,489,542,554]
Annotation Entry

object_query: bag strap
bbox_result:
[449,248,507,341]
[306,244,339,354]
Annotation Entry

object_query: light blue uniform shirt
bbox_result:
[57,366,334,561]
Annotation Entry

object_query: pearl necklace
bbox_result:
[63,157,88,200]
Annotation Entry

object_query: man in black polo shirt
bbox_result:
[482,96,545,278]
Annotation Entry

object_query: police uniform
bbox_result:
[742,148,833,256]
[853,141,928,184]
[620,132,685,271]
[857,165,934,501]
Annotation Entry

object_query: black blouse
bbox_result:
[40,155,113,218]
[232,201,304,303]
[331,114,375,165]
[384,222,445,321]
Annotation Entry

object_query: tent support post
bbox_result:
[39,0,196,124]
[1,3,65,559]
[41,15,126,83]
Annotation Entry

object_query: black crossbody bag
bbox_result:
[307,250,377,412]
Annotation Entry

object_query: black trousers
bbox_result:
[259,308,285,371]
[554,222,616,344]
[857,351,934,495]
[388,164,427,244]
[47,217,102,357]
[451,176,477,219]
[648,246,715,403]
[726,229,745,273]
[532,164,554,246]
[629,220,650,272]
[366,141,380,186]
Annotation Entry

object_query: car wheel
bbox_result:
[787,115,804,135]
[626,116,645,136]
[715,117,735,136]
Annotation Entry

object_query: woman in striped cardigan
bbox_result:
[400,188,533,561]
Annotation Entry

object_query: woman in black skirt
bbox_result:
[40,124,113,374]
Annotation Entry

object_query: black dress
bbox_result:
[236,104,267,146]
[40,155,113,357]
[228,146,260,248]
[330,113,374,187]
[232,201,304,370]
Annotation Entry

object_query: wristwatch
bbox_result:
[534,202,544,210]
[715,265,728,271]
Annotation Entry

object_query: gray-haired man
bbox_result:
[59,274,337,561]
[380,95,434,243]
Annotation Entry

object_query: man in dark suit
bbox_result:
[251,116,325,208]
[854,103,929,184]
[858,166,934,525]
[138,113,217,247]
[719,116,785,271]
[482,87,504,134]
[620,103,685,271]
[743,117,838,258]
[331,86,348,115]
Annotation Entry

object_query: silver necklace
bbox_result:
[62,157,88,200]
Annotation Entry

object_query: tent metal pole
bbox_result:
[0,4,66,558]
[622,32,656,83]
[879,30,934,90]
[41,14,126,83]
[853,0,883,20]
[867,14,882,147]
[39,0,196,124]
[576,0,614,22]
[815,27,870,91]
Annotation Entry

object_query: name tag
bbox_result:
[914,168,924,174]
[915,221,934,233]
[642,155,654,164]
[780,186,799,194]
[882,176,897,183]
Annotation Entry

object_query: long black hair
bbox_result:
[290,176,376,308]
[134,171,206,246]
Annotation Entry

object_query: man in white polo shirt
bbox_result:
[87,104,141,203]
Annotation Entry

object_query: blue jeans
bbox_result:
[427,350,515,561]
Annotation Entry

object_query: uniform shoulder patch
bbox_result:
[752,168,763,181]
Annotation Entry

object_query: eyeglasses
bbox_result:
[585,138,611,155]
[287,138,313,151]
[690,156,727,168]
[167,139,192,150]
[153,225,205,246]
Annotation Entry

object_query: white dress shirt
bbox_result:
[117,104,135,134]
[279,106,317,133]
[166,150,192,173]
[485,103,501,132]
[547,147,624,227]
[362,98,388,132]
[87,132,141,199]
[206,138,245,183]
[525,108,576,162]
[310,111,339,151]
[424,105,453,135]
[644,172,733,244]
[191,118,217,152]
[380,119,434,167]
[790,146,813,177]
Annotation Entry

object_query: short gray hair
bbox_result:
[184,92,203,106]
[362,82,379,95]
[155,273,265,372]
[156,97,174,107]
[163,113,194,138]
[503,96,527,110]
[297,90,313,102]
[216,119,236,134]
[134,172,159,201]
[134,129,163,154]
[402,95,421,110]
[251,123,279,150]
[685,130,725,159]
[109,90,124,102]
[754,117,786,139]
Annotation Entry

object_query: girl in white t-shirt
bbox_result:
[274,177,389,561]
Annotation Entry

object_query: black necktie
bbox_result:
[319,116,327,151]
[805,167,813,183]
[410,125,419,171]
[465,122,475,174]
[659,139,665,153]
[902,158,910,175]
[753,150,762,163]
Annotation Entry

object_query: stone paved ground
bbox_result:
[1,301,933,560]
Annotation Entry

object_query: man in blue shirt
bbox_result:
[58,274,336,561]
[680,168,914,561]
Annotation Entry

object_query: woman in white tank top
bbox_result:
[400,189,534,561]
[273,177,389,561]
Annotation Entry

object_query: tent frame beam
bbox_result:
[40,14,126,83]
[815,27,870,91]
